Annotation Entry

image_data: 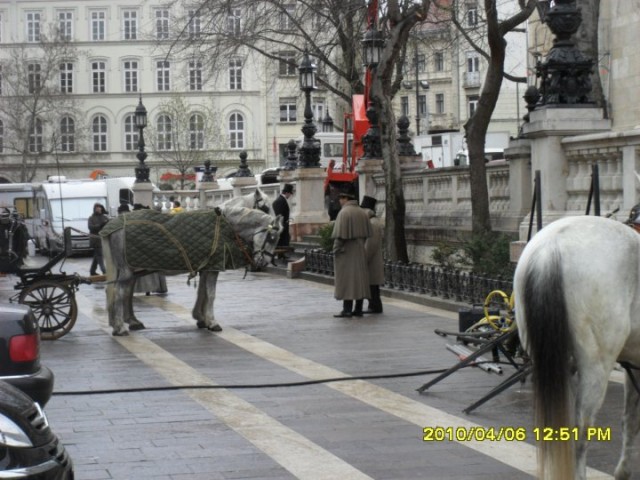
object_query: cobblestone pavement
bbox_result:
[0,255,632,479]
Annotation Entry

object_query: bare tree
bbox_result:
[442,0,536,234]
[146,96,226,190]
[0,28,84,182]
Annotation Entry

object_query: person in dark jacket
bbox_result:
[272,183,294,248]
[88,203,109,276]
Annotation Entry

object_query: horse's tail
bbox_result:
[519,246,574,480]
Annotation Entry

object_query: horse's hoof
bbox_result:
[129,322,146,331]
[196,321,207,329]
[208,324,222,332]
[112,329,129,336]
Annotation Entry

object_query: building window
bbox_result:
[26,12,41,43]
[312,98,325,122]
[156,115,172,150]
[91,10,107,41]
[189,60,202,91]
[229,113,244,149]
[0,120,3,153]
[418,94,427,117]
[229,58,242,90]
[92,115,108,152]
[122,10,138,40]
[60,117,75,152]
[91,61,106,93]
[401,96,409,117]
[60,62,73,94]
[467,53,480,72]
[156,61,171,91]
[123,60,139,93]
[189,114,205,149]
[28,63,41,94]
[188,10,201,39]
[155,9,170,39]
[467,6,478,27]
[29,118,43,153]
[435,93,445,114]
[124,114,138,151]
[416,54,426,73]
[58,11,73,41]
[279,98,297,122]
[468,95,479,117]
[280,5,295,30]
[227,8,241,36]
[434,51,444,72]
[279,52,296,76]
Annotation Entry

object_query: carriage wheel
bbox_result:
[19,281,77,340]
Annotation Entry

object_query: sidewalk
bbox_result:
[0,255,623,479]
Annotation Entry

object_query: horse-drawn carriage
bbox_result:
[0,188,283,341]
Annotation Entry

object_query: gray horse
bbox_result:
[102,205,282,336]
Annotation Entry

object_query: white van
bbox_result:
[29,176,138,253]
[296,132,352,170]
[0,183,35,220]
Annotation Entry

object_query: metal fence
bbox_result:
[304,249,513,305]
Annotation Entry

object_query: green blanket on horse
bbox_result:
[100,209,250,273]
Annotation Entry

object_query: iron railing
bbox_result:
[304,249,513,305]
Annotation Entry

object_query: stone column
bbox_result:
[290,168,329,242]
[356,158,383,199]
[521,107,611,230]
[132,182,154,209]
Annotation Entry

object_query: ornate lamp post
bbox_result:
[297,50,321,168]
[134,96,150,183]
[360,26,384,159]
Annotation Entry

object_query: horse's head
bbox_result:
[252,214,283,268]
[251,188,274,216]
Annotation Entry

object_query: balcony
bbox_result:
[464,71,481,88]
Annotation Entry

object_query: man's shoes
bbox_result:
[333,311,352,318]
[89,272,97,276]
[352,311,363,317]
[364,309,383,314]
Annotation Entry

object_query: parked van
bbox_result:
[30,176,138,254]
[0,183,35,220]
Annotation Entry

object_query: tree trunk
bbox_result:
[377,93,409,263]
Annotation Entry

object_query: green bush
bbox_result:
[431,232,515,278]
[317,222,335,252]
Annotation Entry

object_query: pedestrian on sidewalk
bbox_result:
[272,184,294,261]
[357,195,384,314]
[331,183,371,318]
[88,203,109,276]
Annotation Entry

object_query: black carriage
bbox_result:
[1,207,86,340]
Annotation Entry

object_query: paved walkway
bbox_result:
[0,256,629,479]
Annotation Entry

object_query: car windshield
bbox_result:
[50,198,107,221]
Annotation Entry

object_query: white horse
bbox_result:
[102,206,282,336]
[514,215,640,480]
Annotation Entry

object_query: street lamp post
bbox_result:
[297,50,321,168]
[134,96,150,183]
[402,49,429,136]
[360,25,384,159]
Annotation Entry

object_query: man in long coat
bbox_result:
[358,196,384,314]
[272,183,294,248]
[331,185,371,317]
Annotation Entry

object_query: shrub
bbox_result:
[317,222,334,252]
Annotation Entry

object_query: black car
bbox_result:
[0,380,73,478]
[0,304,54,406]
